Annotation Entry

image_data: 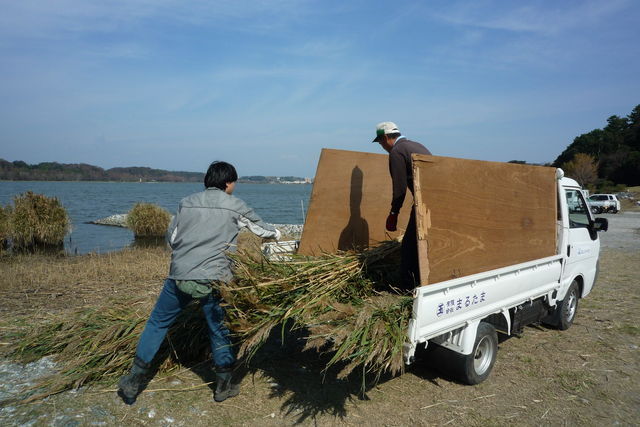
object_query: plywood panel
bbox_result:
[412,154,557,285]
[298,148,412,255]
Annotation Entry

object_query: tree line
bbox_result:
[0,160,306,184]
[0,160,204,182]
[553,104,640,189]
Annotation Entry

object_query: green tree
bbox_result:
[553,104,640,186]
[625,105,640,151]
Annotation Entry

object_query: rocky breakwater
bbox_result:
[90,214,303,238]
[88,214,128,227]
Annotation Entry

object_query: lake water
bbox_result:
[0,182,311,254]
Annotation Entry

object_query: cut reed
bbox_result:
[6,239,412,401]
[221,239,410,378]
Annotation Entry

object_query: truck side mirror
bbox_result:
[593,217,608,232]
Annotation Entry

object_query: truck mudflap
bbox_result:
[404,255,563,363]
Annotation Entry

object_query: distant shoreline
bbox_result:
[0,180,312,185]
[0,159,312,183]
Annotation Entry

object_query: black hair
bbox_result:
[204,161,238,190]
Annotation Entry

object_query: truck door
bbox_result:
[563,188,600,296]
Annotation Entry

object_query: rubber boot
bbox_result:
[214,365,240,402]
[118,356,150,405]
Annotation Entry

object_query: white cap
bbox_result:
[372,121,400,142]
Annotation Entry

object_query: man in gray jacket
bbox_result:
[373,122,431,290]
[118,161,280,405]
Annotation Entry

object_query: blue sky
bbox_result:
[1,0,638,177]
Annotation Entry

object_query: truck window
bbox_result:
[566,189,590,229]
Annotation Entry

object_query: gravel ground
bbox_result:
[595,211,640,251]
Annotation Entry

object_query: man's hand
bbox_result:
[386,212,398,232]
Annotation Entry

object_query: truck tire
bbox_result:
[556,281,580,330]
[456,322,498,385]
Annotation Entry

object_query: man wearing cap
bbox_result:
[373,122,431,290]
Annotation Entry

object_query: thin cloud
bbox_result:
[0,0,316,40]
[428,0,631,35]
[283,39,353,59]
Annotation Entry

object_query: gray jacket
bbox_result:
[166,187,278,282]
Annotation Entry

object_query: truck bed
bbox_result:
[406,254,563,357]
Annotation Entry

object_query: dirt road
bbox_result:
[1,213,638,426]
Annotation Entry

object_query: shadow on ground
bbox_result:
[217,325,450,424]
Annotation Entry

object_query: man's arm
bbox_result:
[389,151,407,214]
[166,208,179,248]
[236,204,281,240]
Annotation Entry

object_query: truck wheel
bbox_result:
[590,206,599,215]
[557,281,580,331]
[456,322,498,385]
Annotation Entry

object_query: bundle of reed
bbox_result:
[8,298,210,403]
[222,239,412,380]
[7,239,411,401]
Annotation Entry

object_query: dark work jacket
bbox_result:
[388,137,432,213]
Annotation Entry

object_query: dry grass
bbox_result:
[0,246,170,319]
[10,192,69,249]
[126,203,171,237]
[0,204,10,251]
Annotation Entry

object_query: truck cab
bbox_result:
[560,177,608,300]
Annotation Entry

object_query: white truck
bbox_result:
[588,193,621,214]
[403,170,608,384]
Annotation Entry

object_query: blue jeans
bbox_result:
[135,278,235,368]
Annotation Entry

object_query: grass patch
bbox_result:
[126,203,171,237]
[618,324,640,336]
[10,191,69,249]
[556,369,596,394]
[0,204,10,251]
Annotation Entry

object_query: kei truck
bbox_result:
[297,149,608,384]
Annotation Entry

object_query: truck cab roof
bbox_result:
[560,176,580,189]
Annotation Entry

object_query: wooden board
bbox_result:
[298,148,412,255]
[412,154,557,285]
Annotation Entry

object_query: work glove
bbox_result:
[386,212,398,232]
